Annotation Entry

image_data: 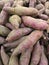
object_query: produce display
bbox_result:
[0,0,49,65]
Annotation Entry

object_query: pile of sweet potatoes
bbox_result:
[0,0,49,65]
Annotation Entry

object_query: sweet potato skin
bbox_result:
[22,16,48,30]
[9,30,43,65]
[4,36,27,50]
[6,28,32,42]
[11,30,43,56]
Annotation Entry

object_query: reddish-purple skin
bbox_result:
[6,28,32,42]
[22,16,48,30]
[5,23,15,30]
[12,30,43,56]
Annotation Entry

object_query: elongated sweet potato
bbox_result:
[22,16,48,30]
[39,46,48,65]
[20,47,33,65]
[1,46,9,65]
[3,6,38,16]
[11,30,43,56]
[0,25,10,36]
[9,30,43,65]
[30,42,41,65]
[6,28,32,42]
[4,36,27,50]
[9,15,21,29]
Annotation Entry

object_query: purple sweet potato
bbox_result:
[6,28,32,42]
[22,16,48,30]
[20,47,33,65]
[30,42,41,65]
[39,46,48,65]
[1,46,9,65]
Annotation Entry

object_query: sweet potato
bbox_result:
[0,37,5,44]
[0,0,14,25]
[11,30,43,56]
[29,0,36,7]
[9,15,21,29]
[6,28,32,42]
[39,46,48,65]
[1,46,9,65]
[22,16,48,30]
[3,6,38,16]
[0,25,10,36]
[5,23,15,30]
[38,14,48,20]
[9,30,43,65]
[30,42,41,65]
[20,23,26,28]
[20,47,33,65]
[4,36,27,50]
